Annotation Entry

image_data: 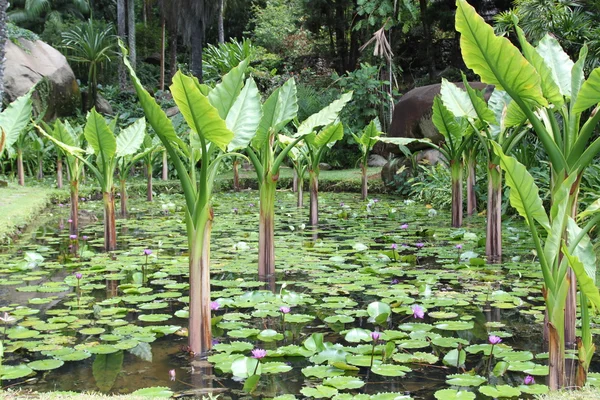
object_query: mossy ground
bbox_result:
[0,184,55,244]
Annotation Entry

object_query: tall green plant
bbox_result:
[140,135,162,201]
[41,110,146,251]
[62,19,115,109]
[122,45,261,355]
[115,118,148,218]
[352,119,382,200]
[0,90,33,186]
[455,0,600,388]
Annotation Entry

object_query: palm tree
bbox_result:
[61,19,115,110]
[8,0,89,33]
[176,0,218,81]
[0,0,9,108]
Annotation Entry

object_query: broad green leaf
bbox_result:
[226,77,262,151]
[487,89,511,136]
[544,174,575,266]
[440,79,477,119]
[455,0,546,106]
[567,218,597,283]
[171,71,233,151]
[208,58,249,119]
[432,96,464,151]
[491,142,551,232]
[563,246,600,312]
[461,76,497,124]
[0,90,32,151]
[85,108,117,159]
[120,42,186,150]
[116,118,146,157]
[254,78,298,148]
[578,198,600,221]
[376,136,432,148]
[314,122,344,149]
[357,119,381,150]
[51,120,77,147]
[534,34,572,100]
[504,99,528,128]
[296,92,353,137]
[93,352,124,392]
[572,67,600,113]
[570,46,587,114]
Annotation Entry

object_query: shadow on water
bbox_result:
[0,192,590,398]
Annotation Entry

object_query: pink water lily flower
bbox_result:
[251,348,267,359]
[412,304,424,319]
[488,335,502,345]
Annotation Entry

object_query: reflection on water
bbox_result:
[0,191,567,398]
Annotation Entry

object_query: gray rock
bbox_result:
[375,82,493,158]
[4,38,80,119]
[319,163,332,171]
[367,154,387,167]
[95,94,113,115]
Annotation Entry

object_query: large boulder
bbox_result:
[4,38,80,119]
[375,82,493,157]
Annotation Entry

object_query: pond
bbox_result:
[0,189,597,399]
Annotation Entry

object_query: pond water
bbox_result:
[0,189,598,399]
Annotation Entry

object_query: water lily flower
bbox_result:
[251,348,267,359]
[455,244,463,250]
[75,273,83,280]
[143,249,152,256]
[524,375,535,385]
[249,203,255,208]
[400,224,408,229]
[488,335,502,345]
[59,203,64,207]
[371,331,381,341]
[169,369,176,381]
[68,219,73,223]
[0,312,16,323]
[373,199,379,203]
[279,306,290,314]
[339,202,345,207]
[233,208,239,214]
[210,301,220,311]
[390,278,400,285]
[82,236,89,241]
[391,243,398,250]
[415,242,424,249]
[69,234,78,240]
[412,304,425,319]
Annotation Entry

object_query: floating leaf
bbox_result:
[446,374,487,387]
[371,364,411,377]
[27,359,64,371]
[130,387,174,398]
[434,389,476,400]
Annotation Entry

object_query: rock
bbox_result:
[4,38,80,119]
[319,163,332,171]
[375,82,493,157]
[95,94,113,115]
[381,149,445,188]
[367,154,387,167]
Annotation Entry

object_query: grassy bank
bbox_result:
[0,184,55,244]
[536,387,600,399]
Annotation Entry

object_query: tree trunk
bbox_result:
[120,179,127,218]
[70,180,79,236]
[17,149,24,186]
[168,25,178,81]
[233,159,240,192]
[334,0,348,73]
[297,177,304,208]
[103,191,117,251]
[361,162,368,200]
[37,157,43,180]
[188,211,213,356]
[190,19,204,81]
[217,0,225,44]
[0,0,7,108]
[548,320,565,390]
[486,165,502,262]
[57,157,63,189]
[450,161,463,228]
[419,0,435,78]
[292,168,298,193]
[309,169,319,226]
[117,0,128,90]
[147,163,153,201]
[160,16,166,91]
[258,178,276,280]
[126,0,136,69]
[466,155,477,216]
[162,150,168,180]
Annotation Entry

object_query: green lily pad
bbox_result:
[0,364,35,379]
[138,314,171,322]
[446,374,487,387]
[434,389,476,400]
[302,365,345,379]
[56,350,92,361]
[130,386,174,398]
[261,362,293,374]
[257,329,284,342]
[370,364,411,377]
[300,385,338,399]
[87,344,120,354]
[27,359,64,371]
[478,385,521,398]
[518,384,549,395]
[323,376,365,390]
[434,321,474,331]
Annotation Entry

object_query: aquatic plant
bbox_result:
[352,119,382,200]
[0,90,33,186]
[122,46,260,355]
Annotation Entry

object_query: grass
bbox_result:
[536,387,600,399]
[0,183,55,243]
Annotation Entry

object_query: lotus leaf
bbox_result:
[300,385,339,399]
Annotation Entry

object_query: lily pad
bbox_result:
[130,387,174,398]
[27,359,64,371]
[445,374,486,387]
[434,389,476,400]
